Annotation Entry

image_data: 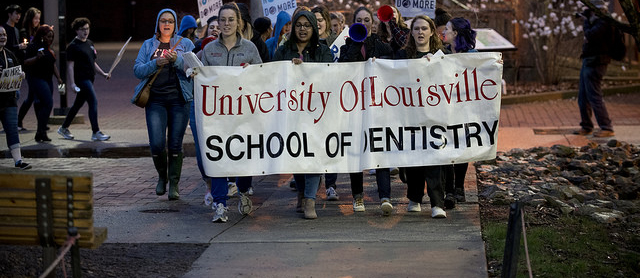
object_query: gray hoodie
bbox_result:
[201,33,262,66]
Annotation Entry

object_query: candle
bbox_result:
[23,39,27,44]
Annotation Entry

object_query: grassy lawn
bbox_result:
[482,212,640,277]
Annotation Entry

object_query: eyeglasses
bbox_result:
[159,19,175,25]
[295,23,312,29]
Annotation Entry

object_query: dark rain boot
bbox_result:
[168,152,183,200]
[152,151,168,195]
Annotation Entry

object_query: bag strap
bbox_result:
[147,37,184,86]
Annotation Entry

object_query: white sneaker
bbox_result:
[91,131,110,141]
[326,187,339,201]
[212,202,228,223]
[369,169,376,175]
[227,182,238,197]
[247,186,254,196]
[353,197,365,212]
[408,200,421,212]
[238,193,252,215]
[381,199,393,216]
[204,192,213,206]
[57,127,74,140]
[431,206,447,218]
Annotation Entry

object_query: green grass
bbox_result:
[483,215,640,278]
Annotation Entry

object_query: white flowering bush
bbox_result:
[511,0,589,84]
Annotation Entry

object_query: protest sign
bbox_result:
[262,0,297,25]
[0,66,23,92]
[329,26,350,62]
[197,0,223,27]
[394,0,436,18]
[194,52,502,177]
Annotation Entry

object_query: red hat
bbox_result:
[202,36,217,49]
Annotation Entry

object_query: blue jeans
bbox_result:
[28,77,53,134]
[350,168,391,200]
[63,79,100,132]
[190,102,246,205]
[578,59,612,131]
[0,106,20,149]
[145,94,189,155]
[293,174,322,199]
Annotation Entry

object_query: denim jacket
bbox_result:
[132,36,195,104]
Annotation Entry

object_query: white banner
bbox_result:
[395,0,436,18]
[194,52,502,177]
[197,0,223,27]
[261,0,297,25]
[0,66,23,92]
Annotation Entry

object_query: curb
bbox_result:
[501,84,640,105]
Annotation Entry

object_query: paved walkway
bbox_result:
[2,42,639,277]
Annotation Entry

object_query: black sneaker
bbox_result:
[444,193,456,209]
[15,160,32,170]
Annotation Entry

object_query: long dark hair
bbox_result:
[449,17,476,53]
[22,7,41,41]
[404,15,442,58]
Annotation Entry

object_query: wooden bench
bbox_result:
[0,168,108,277]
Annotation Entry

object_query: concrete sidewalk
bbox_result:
[2,42,639,277]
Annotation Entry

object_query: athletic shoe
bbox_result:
[17,126,26,132]
[15,160,32,170]
[91,131,110,141]
[353,197,365,212]
[212,202,228,223]
[227,182,238,197]
[238,193,253,215]
[431,206,447,218]
[381,199,393,216]
[57,127,74,140]
[204,192,213,206]
[572,128,592,135]
[408,200,421,212]
[326,187,339,201]
[455,188,466,203]
[369,169,376,175]
[247,186,254,196]
[444,193,457,209]
[390,167,399,175]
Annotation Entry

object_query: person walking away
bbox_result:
[57,17,111,141]
[0,26,30,169]
[22,25,62,143]
[273,10,333,219]
[133,8,194,200]
[338,6,394,216]
[441,17,478,209]
[198,3,262,223]
[395,15,447,218]
[572,0,615,138]
[16,7,40,131]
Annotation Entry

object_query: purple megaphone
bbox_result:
[349,23,368,42]
[377,5,394,22]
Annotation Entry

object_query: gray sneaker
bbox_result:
[57,127,74,140]
[91,131,110,141]
[238,193,253,215]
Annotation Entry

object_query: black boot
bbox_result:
[152,151,168,195]
[168,152,183,200]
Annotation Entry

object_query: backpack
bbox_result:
[609,25,626,61]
